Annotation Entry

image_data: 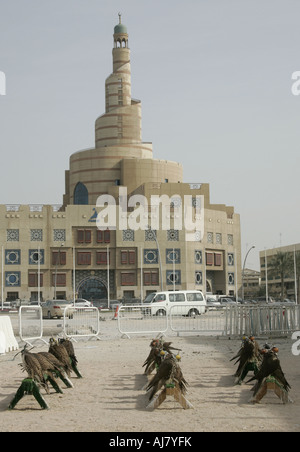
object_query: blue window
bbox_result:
[74,182,88,205]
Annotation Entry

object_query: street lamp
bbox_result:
[241,245,255,300]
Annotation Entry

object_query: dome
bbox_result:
[114,13,127,34]
[114,23,127,34]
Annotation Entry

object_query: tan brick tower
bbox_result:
[63,14,182,207]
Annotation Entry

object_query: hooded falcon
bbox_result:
[146,353,188,401]
[247,347,291,396]
[231,336,261,383]
[143,337,182,375]
[48,337,73,377]
[58,338,82,378]
[19,346,50,393]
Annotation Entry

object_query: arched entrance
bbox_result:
[206,279,212,293]
[77,276,107,301]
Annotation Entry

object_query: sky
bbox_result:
[0,0,299,271]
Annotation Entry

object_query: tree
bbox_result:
[269,251,293,301]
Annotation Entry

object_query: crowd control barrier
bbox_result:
[118,303,300,338]
[224,304,300,337]
[63,307,101,340]
[18,305,47,346]
[118,305,168,338]
[169,304,227,336]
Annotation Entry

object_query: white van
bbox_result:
[142,290,207,317]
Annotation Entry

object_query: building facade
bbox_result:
[259,243,300,300]
[242,268,261,298]
[0,16,242,303]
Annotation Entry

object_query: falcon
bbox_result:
[247,347,291,396]
[19,346,50,393]
[58,337,83,378]
[48,337,73,377]
[146,353,188,401]
[143,337,181,374]
[231,336,261,384]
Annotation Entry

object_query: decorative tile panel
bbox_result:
[29,249,45,265]
[5,250,21,265]
[207,232,213,244]
[167,229,179,241]
[144,249,158,264]
[216,233,222,245]
[195,271,202,285]
[122,229,134,241]
[228,253,234,266]
[166,270,181,285]
[192,197,201,208]
[195,250,202,264]
[145,229,157,241]
[170,196,182,208]
[227,234,234,246]
[194,230,202,242]
[166,248,180,264]
[30,229,43,241]
[5,271,20,287]
[7,229,19,242]
[228,272,235,285]
[53,229,66,242]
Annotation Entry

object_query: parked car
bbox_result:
[30,301,46,306]
[206,297,221,310]
[0,301,13,310]
[282,299,296,304]
[219,297,237,305]
[42,300,75,319]
[256,296,276,304]
[74,298,93,307]
[243,299,258,305]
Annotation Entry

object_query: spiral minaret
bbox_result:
[63,14,182,207]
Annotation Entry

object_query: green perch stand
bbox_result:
[8,378,49,410]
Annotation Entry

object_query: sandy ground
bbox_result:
[0,330,299,433]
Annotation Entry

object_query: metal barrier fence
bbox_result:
[118,304,226,337]
[118,305,168,338]
[15,304,300,343]
[63,307,101,340]
[169,305,227,336]
[225,304,300,337]
[118,304,300,338]
[19,305,47,346]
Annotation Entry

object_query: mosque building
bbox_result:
[0,15,241,303]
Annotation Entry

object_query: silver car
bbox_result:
[42,300,75,319]
[74,298,93,307]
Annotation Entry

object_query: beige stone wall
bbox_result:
[68,144,154,206]
[0,188,241,302]
[121,159,183,195]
